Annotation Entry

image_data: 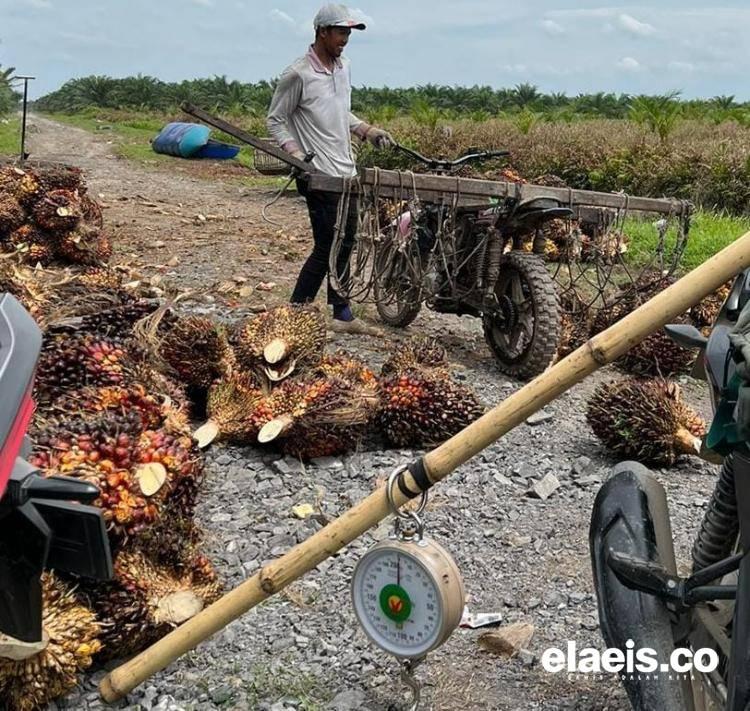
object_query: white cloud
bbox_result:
[541,19,565,36]
[668,60,695,73]
[617,56,642,71]
[617,14,656,37]
[269,8,295,25]
[190,0,214,7]
[500,64,527,74]
[24,0,52,8]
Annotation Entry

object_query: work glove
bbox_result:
[365,126,396,149]
[289,149,306,162]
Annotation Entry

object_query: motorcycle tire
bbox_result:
[482,251,559,379]
[373,237,423,328]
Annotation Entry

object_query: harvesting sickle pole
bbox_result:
[101,230,750,703]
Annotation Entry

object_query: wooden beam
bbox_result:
[309,168,691,216]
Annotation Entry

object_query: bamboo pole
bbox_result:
[101,231,750,702]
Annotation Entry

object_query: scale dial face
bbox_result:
[351,539,464,659]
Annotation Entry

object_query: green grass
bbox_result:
[625,210,750,272]
[0,117,21,156]
[47,112,281,187]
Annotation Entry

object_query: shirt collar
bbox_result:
[307,45,343,74]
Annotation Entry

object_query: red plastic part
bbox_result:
[0,391,35,498]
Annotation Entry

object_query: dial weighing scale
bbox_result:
[351,465,466,710]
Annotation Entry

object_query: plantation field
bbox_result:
[27,108,750,272]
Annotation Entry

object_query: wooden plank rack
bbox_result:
[308,170,691,216]
[182,103,690,217]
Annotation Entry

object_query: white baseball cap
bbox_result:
[313,3,366,30]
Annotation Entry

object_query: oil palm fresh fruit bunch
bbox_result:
[80,299,158,338]
[0,165,42,207]
[380,336,449,377]
[135,428,204,518]
[586,378,706,466]
[259,375,376,459]
[76,266,122,291]
[0,573,102,711]
[37,163,85,194]
[558,290,592,358]
[690,281,732,330]
[58,383,165,431]
[0,194,25,238]
[159,315,230,389]
[377,369,485,447]
[30,409,143,475]
[56,224,112,265]
[617,314,697,377]
[233,304,326,382]
[34,331,133,401]
[31,189,83,233]
[79,195,103,229]
[314,350,378,400]
[193,372,269,447]
[5,223,55,265]
[80,548,222,661]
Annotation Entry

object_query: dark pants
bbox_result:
[291,179,358,307]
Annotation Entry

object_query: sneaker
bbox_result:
[332,304,355,322]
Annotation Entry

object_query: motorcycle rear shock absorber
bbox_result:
[692,453,739,573]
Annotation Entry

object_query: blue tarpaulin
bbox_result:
[152,122,240,160]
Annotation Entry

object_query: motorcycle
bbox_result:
[0,292,112,645]
[371,145,572,378]
[590,269,750,710]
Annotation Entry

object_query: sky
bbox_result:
[1,1,748,100]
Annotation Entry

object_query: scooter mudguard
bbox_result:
[590,461,694,711]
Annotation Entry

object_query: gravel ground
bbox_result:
[23,117,719,711]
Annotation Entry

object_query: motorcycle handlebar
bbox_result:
[393,143,510,171]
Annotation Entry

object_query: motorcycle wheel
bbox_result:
[482,251,559,379]
[373,237,423,328]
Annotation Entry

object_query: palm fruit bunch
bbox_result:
[691,281,731,330]
[80,195,102,229]
[56,224,112,266]
[380,335,449,377]
[31,189,83,232]
[30,409,142,474]
[80,298,159,338]
[618,313,698,377]
[34,331,132,401]
[258,375,372,459]
[6,223,55,265]
[580,230,628,264]
[0,193,25,238]
[233,304,326,382]
[194,372,269,447]
[0,574,102,711]
[377,369,485,447]
[159,315,229,390]
[558,290,592,358]
[541,219,583,263]
[76,266,122,291]
[36,163,84,194]
[586,378,706,466]
[59,383,165,431]
[315,350,378,401]
[135,428,204,518]
[0,165,42,207]
[80,548,222,661]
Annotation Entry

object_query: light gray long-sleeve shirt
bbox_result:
[267,46,368,178]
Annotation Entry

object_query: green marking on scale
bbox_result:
[379,583,412,623]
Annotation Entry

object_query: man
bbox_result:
[267,3,394,324]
